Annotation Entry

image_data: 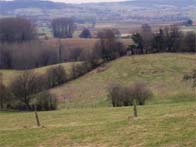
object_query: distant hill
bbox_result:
[0,0,195,25]
[120,0,196,7]
[0,0,66,11]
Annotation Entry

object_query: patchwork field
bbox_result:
[46,38,132,50]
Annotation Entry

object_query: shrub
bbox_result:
[183,70,196,88]
[108,82,152,107]
[34,92,57,111]
[0,73,8,109]
[47,65,67,88]
[108,83,133,107]
[130,82,153,105]
[71,62,90,79]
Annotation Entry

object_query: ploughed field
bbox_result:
[45,38,132,50]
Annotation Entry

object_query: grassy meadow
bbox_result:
[0,102,195,147]
[0,53,196,147]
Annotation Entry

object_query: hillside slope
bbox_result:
[0,62,75,85]
[50,53,196,107]
[1,53,195,107]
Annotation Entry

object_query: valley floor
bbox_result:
[0,102,195,147]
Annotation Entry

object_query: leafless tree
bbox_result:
[0,17,36,43]
[52,17,75,38]
[0,41,58,69]
[10,71,46,110]
[95,29,125,61]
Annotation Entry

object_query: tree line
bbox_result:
[0,17,91,41]
[0,17,93,69]
[129,24,196,54]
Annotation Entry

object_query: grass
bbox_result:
[0,102,195,147]
[50,53,196,107]
[1,53,195,107]
[0,62,75,86]
[0,53,196,146]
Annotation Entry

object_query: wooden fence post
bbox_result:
[34,105,41,127]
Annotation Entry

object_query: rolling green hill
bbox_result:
[1,53,195,107]
[0,62,75,86]
[49,53,196,108]
[0,53,196,147]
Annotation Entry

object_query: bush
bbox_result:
[34,92,57,111]
[0,73,8,109]
[108,83,133,107]
[71,62,90,79]
[131,82,153,105]
[47,65,67,88]
[108,82,152,107]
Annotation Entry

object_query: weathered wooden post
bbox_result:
[34,105,41,127]
[0,73,4,109]
[133,99,138,117]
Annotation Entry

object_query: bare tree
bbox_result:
[52,17,75,38]
[0,46,13,69]
[0,17,36,43]
[140,24,153,53]
[10,71,46,110]
[183,32,196,52]
[0,41,58,69]
[95,29,125,61]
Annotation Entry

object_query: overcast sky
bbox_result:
[1,0,129,4]
[50,0,128,4]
